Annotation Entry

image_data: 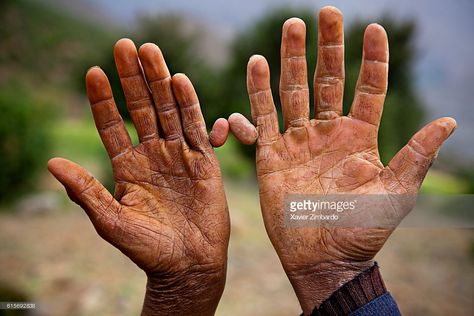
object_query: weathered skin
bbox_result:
[228,113,258,145]
[48,39,229,316]
[209,118,230,147]
[229,6,456,314]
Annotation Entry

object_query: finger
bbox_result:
[138,43,183,140]
[247,55,280,145]
[171,73,210,151]
[48,158,120,238]
[114,38,159,141]
[349,24,389,127]
[280,18,309,129]
[384,118,457,191]
[314,6,344,120]
[86,67,132,159]
[209,118,229,147]
[228,113,257,145]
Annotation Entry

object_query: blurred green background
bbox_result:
[0,0,472,315]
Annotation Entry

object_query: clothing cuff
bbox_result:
[304,262,393,316]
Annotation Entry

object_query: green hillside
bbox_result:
[0,0,115,91]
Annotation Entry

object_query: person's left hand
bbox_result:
[228,7,456,313]
[48,39,230,316]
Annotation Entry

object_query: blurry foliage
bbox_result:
[50,120,139,194]
[453,168,474,194]
[420,170,470,194]
[214,136,253,179]
[0,83,52,203]
[0,0,113,203]
[0,0,117,204]
[1,0,114,89]
[221,8,424,163]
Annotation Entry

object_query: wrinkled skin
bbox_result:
[48,39,230,316]
[229,6,456,314]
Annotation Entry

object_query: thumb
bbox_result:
[48,157,120,238]
[383,117,456,192]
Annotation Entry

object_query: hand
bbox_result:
[229,6,456,314]
[48,39,230,316]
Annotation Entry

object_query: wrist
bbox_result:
[141,264,227,316]
[285,259,374,315]
[307,263,390,316]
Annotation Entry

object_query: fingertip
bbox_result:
[364,23,388,62]
[282,18,306,56]
[228,113,243,126]
[228,113,257,145]
[209,118,230,147]
[412,117,458,157]
[435,117,457,136]
[248,54,266,67]
[86,66,104,81]
[283,17,305,28]
[113,38,138,74]
[319,5,343,17]
[114,38,135,55]
[214,118,229,130]
[86,67,112,103]
[438,116,457,128]
[172,72,187,79]
[47,158,78,184]
[47,157,65,174]
[138,42,162,58]
[366,23,387,34]
[228,113,244,123]
[247,55,270,91]
[283,17,306,38]
[171,73,191,92]
[138,43,168,81]
[318,6,344,43]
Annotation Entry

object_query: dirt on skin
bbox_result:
[0,181,473,316]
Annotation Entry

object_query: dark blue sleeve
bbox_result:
[349,292,401,316]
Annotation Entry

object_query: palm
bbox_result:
[109,139,227,274]
[257,117,394,271]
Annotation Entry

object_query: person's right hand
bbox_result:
[229,6,456,314]
[48,39,230,316]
